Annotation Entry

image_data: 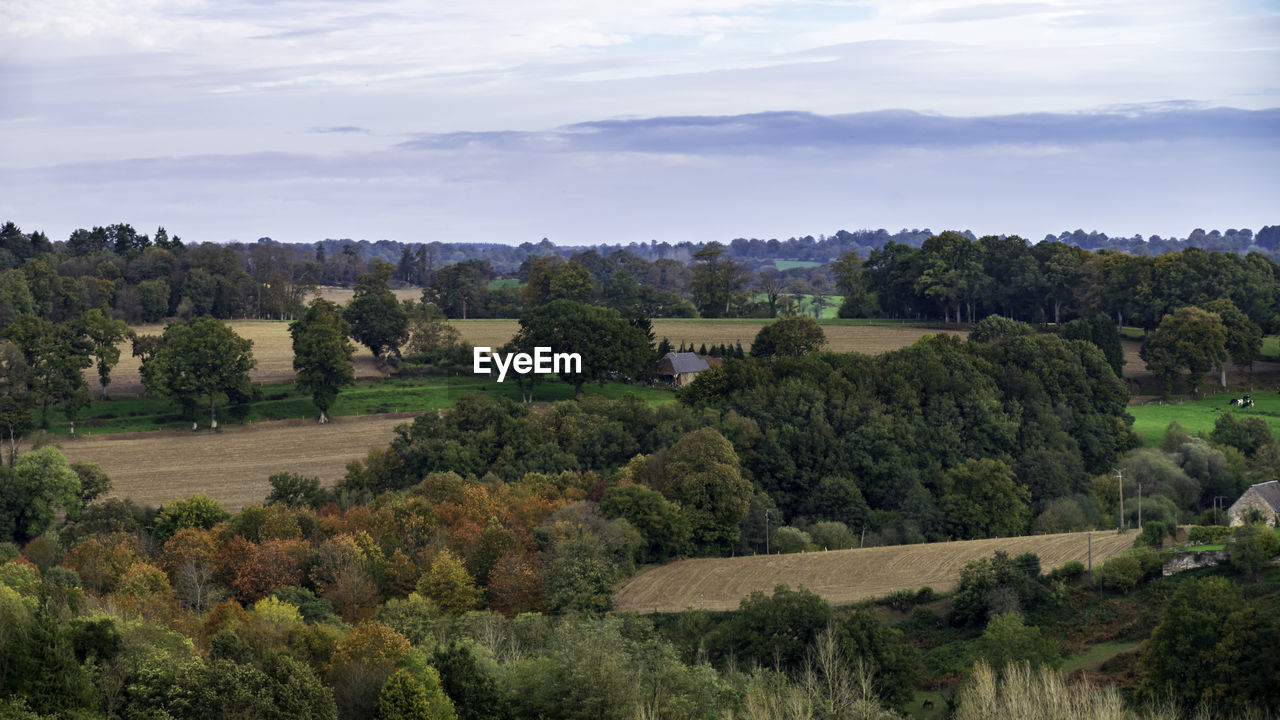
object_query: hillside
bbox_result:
[615,530,1135,613]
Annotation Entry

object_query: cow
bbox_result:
[923,699,935,710]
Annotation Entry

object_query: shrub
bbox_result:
[1098,553,1141,592]
[770,526,813,554]
[1188,525,1233,545]
[1138,521,1168,548]
[1045,560,1085,582]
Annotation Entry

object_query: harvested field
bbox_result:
[450,319,961,355]
[1119,338,1280,396]
[312,286,421,306]
[614,530,1134,613]
[53,413,418,511]
[88,320,385,395]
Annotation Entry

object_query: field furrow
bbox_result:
[614,531,1135,613]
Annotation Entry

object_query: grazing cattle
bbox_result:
[923,699,935,710]
[1230,395,1254,408]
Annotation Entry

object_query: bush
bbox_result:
[1099,553,1142,592]
[1188,525,1233,545]
[1138,521,1168,548]
[1045,560,1085,582]
[807,521,856,550]
[770,526,813,554]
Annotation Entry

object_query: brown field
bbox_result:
[88,320,386,395]
[53,413,419,511]
[450,320,962,355]
[614,530,1134,613]
[311,286,421,306]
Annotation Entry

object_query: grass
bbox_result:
[1126,392,1280,446]
[1059,641,1139,675]
[1186,544,1225,552]
[905,690,946,719]
[49,376,675,436]
[749,293,844,319]
[488,278,524,289]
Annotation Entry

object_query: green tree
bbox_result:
[0,341,35,463]
[267,472,328,508]
[82,308,130,398]
[377,667,456,720]
[1202,298,1262,380]
[291,298,356,423]
[431,643,509,720]
[939,459,1030,539]
[417,549,480,615]
[548,262,595,304]
[345,262,409,362]
[1227,521,1280,578]
[654,427,752,553]
[542,532,622,613]
[142,316,255,428]
[152,494,230,545]
[0,447,81,543]
[2,315,92,427]
[689,243,748,317]
[599,484,692,563]
[511,300,651,398]
[1141,576,1280,713]
[750,314,826,359]
[1210,413,1272,457]
[709,585,832,672]
[972,612,1061,671]
[1141,306,1228,396]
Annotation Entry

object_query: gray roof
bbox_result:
[1246,481,1280,511]
[664,352,710,374]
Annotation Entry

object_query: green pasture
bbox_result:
[1059,641,1139,674]
[750,293,844,319]
[772,260,824,270]
[42,376,674,436]
[1127,392,1280,446]
[488,278,524,289]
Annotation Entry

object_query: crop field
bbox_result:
[87,320,386,395]
[451,319,961,355]
[614,530,1135,613]
[311,286,421,306]
[1128,392,1280,446]
[53,413,418,511]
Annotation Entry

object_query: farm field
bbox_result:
[451,318,962,354]
[87,320,387,395]
[1127,391,1280,446]
[311,286,421,306]
[53,413,418,511]
[614,530,1135,613]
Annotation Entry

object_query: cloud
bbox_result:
[309,125,370,134]
[396,106,1280,154]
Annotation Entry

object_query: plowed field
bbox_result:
[614,530,1134,613]
[54,413,417,510]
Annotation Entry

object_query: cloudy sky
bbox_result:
[2,0,1277,246]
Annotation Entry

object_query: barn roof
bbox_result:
[1245,480,1280,511]
[663,352,710,374]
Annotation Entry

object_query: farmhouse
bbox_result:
[1227,480,1280,527]
[658,352,712,387]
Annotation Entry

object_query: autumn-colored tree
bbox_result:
[329,621,413,720]
[159,527,218,577]
[63,533,138,594]
[417,549,480,615]
[487,552,544,616]
[382,549,421,599]
[466,521,519,588]
[213,534,254,586]
[113,561,177,620]
[232,539,306,604]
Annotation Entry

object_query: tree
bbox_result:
[599,484,692,563]
[291,298,356,423]
[511,300,651,398]
[345,262,409,362]
[152,494,230,544]
[972,613,1061,671]
[689,243,748,317]
[417,549,480,615]
[377,667,456,720]
[939,459,1030,539]
[82,308,130,398]
[1202,298,1262,379]
[654,427,752,553]
[0,447,81,543]
[0,341,34,463]
[1227,522,1280,578]
[267,472,328,508]
[431,643,509,720]
[750,314,826,358]
[1141,306,1227,396]
[2,315,92,427]
[142,317,255,428]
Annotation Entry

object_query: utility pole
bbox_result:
[1137,479,1142,531]
[1087,532,1093,585]
[1115,468,1125,532]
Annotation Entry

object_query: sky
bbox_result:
[1,0,1277,247]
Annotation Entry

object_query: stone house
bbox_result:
[657,352,711,387]
[1227,480,1280,527]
